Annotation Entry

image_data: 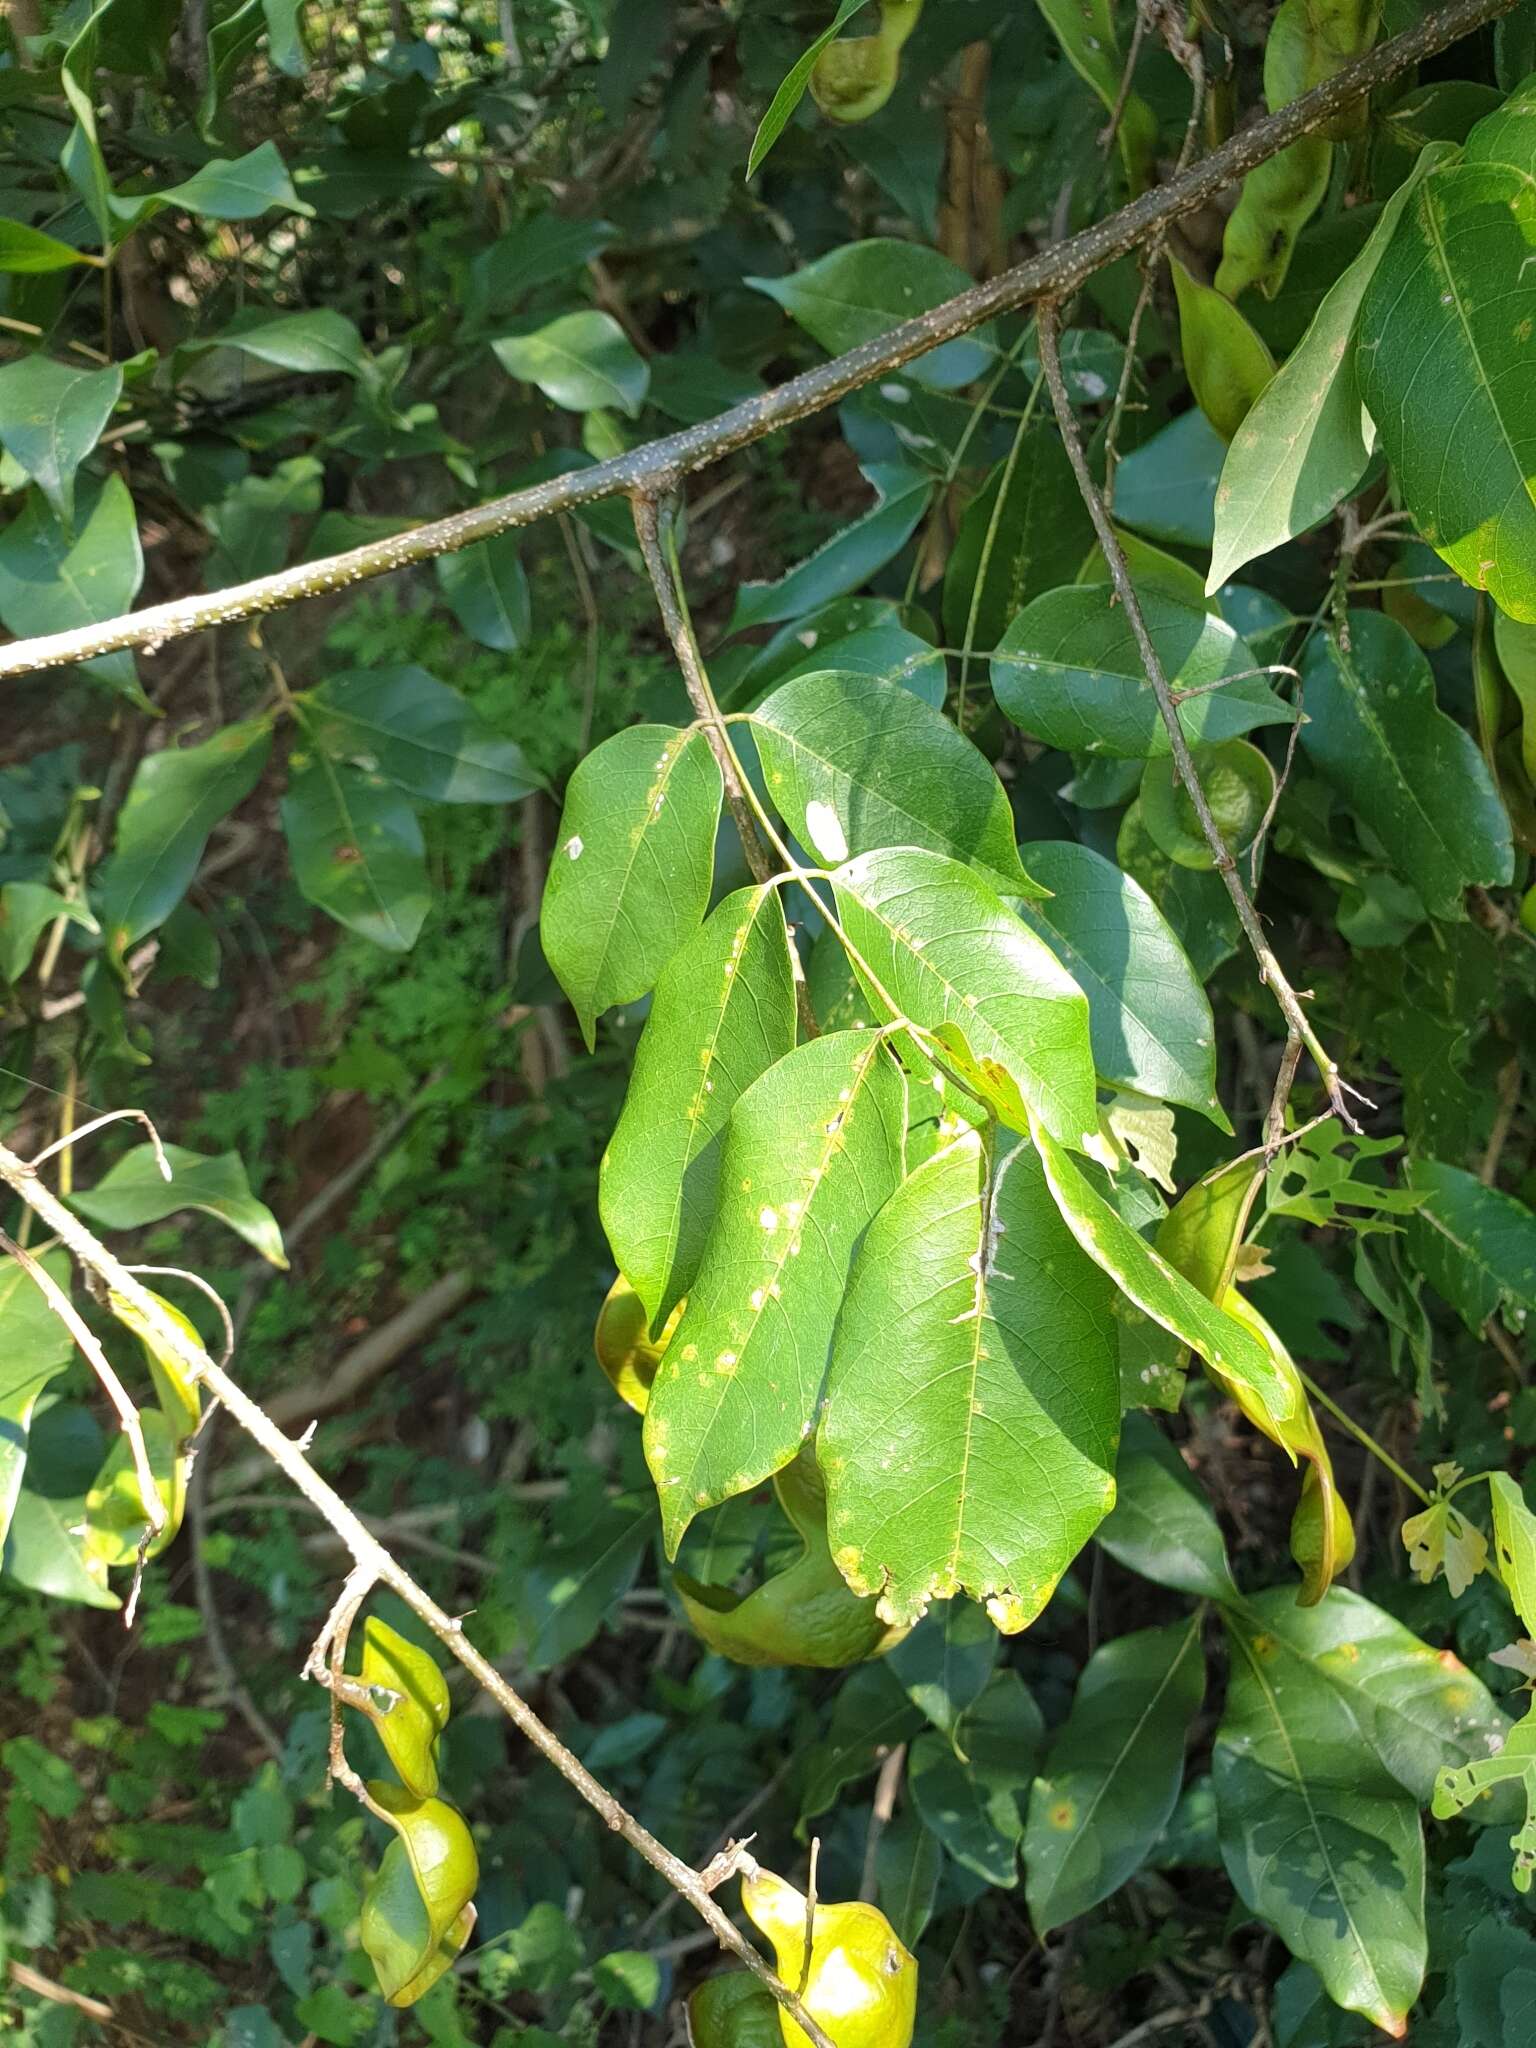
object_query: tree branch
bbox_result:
[0,0,1508,685]
[1033,303,1358,1134]
[0,1143,838,2048]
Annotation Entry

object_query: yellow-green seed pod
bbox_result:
[809,0,924,125]
[1171,256,1276,439]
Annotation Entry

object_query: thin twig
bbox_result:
[0,1145,839,2048]
[798,1837,821,1998]
[859,1743,908,1903]
[8,1961,113,2022]
[0,0,1510,683]
[27,1108,171,1180]
[1035,302,1360,1138]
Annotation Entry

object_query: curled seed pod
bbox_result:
[359,1782,478,2008]
[353,1617,451,1799]
[84,1290,203,1567]
[1139,738,1276,871]
[1172,255,1276,440]
[673,1446,905,1667]
[809,0,924,125]
[1215,137,1334,301]
[740,1862,918,2048]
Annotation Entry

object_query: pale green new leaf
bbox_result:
[746,239,995,390]
[0,883,98,986]
[0,220,100,273]
[1243,1585,1509,1805]
[300,670,537,805]
[993,587,1292,759]
[1018,840,1224,1125]
[830,847,1097,1147]
[1432,1701,1536,1895]
[1096,1412,1242,1604]
[0,1253,75,1545]
[0,356,121,526]
[751,669,1039,894]
[1215,1608,1427,2035]
[98,720,272,948]
[540,725,722,1048]
[820,1132,1119,1632]
[644,1032,906,1556]
[600,885,797,1329]
[1299,612,1513,919]
[0,474,144,701]
[71,1144,287,1267]
[492,311,648,418]
[1406,1156,1536,1334]
[281,759,430,953]
[1031,1123,1294,1427]
[1357,99,1536,621]
[1207,147,1451,591]
[2,1488,119,1610]
[1025,1615,1205,1934]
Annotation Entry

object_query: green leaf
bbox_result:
[0,218,100,273]
[751,669,1038,893]
[747,240,995,391]
[540,725,722,1048]
[0,882,98,985]
[993,586,1292,759]
[98,720,272,948]
[821,1132,1120,1632]
[643,1031,907,1556]
[515,1500,653,1673]
[593,1951,660,2013]
[1113,410,1226,549]
[118,141,305,226]
[0,475,144,701]
[941,425,1097,654]
[215,309,367,377]
[874,1809,943,1949]
[728,470,932,634]
[1025,1615,1205,1933]
[1208,147,1451,591]
[0,1253,75,1545]
[747,0,872,175]
[1097,1411,1241,1604]
[1019,840,1225,1124]
[2,1487,119,1609]
[433,535,531,652]
[1406,1157,1536,1335]
[907,1671,1045,1886]
[71,1143,286,1266]
[1214,1607,1426,2035]
[492,311,649,418]
[831,847,1097,1146]
[300,669,536,805]
[280,758,430,953]
[801,1662,925,1821]
[0,356,121,526]
[886,1601,1000,1741]
[1491,1472,1536,1636]
[1031,1124,1295,1429]
[464,212,619,325]
[600,884,797,1329]
[1242,1585,1509,1805]
[1299,612,1514,919]
[1357,98,1536,621]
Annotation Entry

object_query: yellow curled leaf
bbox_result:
[359,1782,478,2008]
[354,1617,451,1799]
[594,1273,682,1414]
[85,1289,206,1565]
[674,1450,903,1668]
[1171,258,1276,441]
[741,1866,918,2048]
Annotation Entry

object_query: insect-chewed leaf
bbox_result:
[820,1132,1119,1632]
[1019,840,1226,1126]
[992,586,1290,760]
[600,884,796,1330]
[359,1782,478,2008]
[1025,1615,1205,1933]
[1401,1495,1488,1598]
[1299,613,1513,920]
[750,669,1041,895]
[830,847,1096,1147]
[1214,1608,1427,2036]
[1030,1121,1294,1428]
[643,1030,907,1556]
[1433,1703,1536,1894]
[355,1618,451,1799]
[540,724,723,1048]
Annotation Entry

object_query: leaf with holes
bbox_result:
[821,1133,1120,1632]
[540,725,722,1048]
[643,1031,906,1556]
